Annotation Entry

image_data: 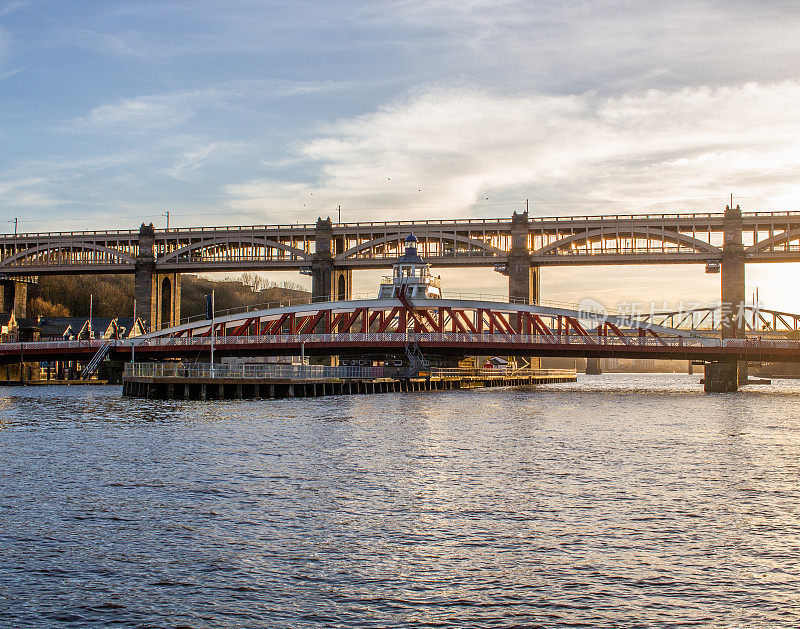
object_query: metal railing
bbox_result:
[124,362,385,380]
[429,367,575,378]
[124,362,576,381]
[380,275,442,287]
[4,210,800,240]
[123,332,798,349]
[7,332,800,354]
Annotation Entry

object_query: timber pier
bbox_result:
[122,363,577,400]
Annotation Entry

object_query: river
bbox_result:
[1,374,799,627]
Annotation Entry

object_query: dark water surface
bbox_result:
[1,374,800,628]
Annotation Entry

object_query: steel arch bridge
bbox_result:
[634,305,800,335]
[3,210,800,274]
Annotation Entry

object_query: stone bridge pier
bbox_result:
[704,205,747,392]
[311,217,352,303]
[508,210,540,305]
[506,210,541,370]
[134,223,181,332]
[718,204,746,389]
[0,279,28,319]
[721,205,745,340]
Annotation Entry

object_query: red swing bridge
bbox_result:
[6,293,800,393]
[4,204,800,393]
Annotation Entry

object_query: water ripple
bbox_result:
[1,375,799,627]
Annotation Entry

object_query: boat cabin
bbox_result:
[378,233,442,299]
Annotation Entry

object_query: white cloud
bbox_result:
[168,142,248,179]
[226,81,800,219]
[0,176,61,210]
[73,79,349,132]
[85,96,190,128]
[0,2,29,79]
[372,0,800,92]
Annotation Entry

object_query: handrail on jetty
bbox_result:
[124,362,576,381]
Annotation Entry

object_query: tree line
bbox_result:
[27,273,309,319]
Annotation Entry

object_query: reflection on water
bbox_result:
[1,374,800,627]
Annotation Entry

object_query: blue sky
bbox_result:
[2,1,800,308]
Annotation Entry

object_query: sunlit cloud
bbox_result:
[374,0,800,92]
[227,81,800,219]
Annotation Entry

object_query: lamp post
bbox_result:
[210,290,215,378]
[131,298,136,366]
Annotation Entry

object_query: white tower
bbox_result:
[378,234,442,299]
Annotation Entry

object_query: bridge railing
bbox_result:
[128,332,726,348]
[3,210,798,241]
[123,362,577,381]
[429,367,576,378]
[124,362,387,380]
[163,332,800,349]
[1,338,109,352]
[7,332,800,353]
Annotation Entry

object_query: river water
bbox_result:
[1,374,800,628]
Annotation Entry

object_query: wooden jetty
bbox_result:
[122,363,576,400]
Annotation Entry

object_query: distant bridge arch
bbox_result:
[158,236,311,266]
[336,232,502,261]
[533,227,721,257]
[747,227,800,255]
[0,241,135,270]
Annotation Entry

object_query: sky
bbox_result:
[2,0,800,310]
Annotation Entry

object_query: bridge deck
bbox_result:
[5,297,800,365]
[5,332,800,366]
[3,209,800,274]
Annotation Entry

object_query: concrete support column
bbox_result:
[507,210,540,370]
[312,217,334,303]
[585,357,602,375]
[721,205,745,339]
[134,223,181,332]
[508,211,539,304]
[704,361,739,393]
[135,223,156,332]
[312,217,352,302]
[0,280,28,318]
[721,205,747,385]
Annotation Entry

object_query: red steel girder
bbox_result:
[530,314,555,339]
[296,311,326,334]
[231,317,258,336]
[377,307,401,333]
[444,308,477,333]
